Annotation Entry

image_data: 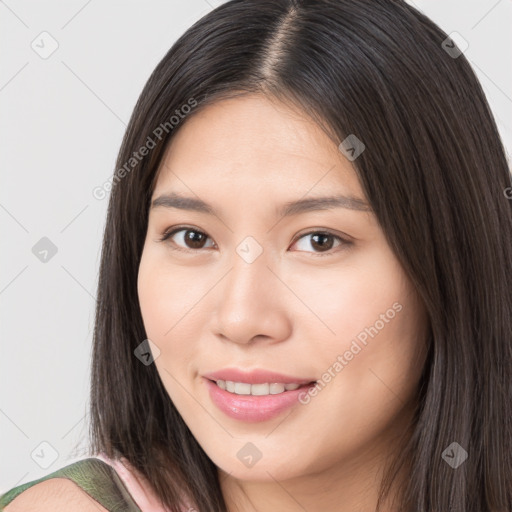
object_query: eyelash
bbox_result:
[157,225,352,257]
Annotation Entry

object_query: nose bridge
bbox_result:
[213,237,290,345]
[223,238,273,309]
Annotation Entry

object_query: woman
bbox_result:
[2,0,511,510]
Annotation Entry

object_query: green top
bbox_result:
[0,458,142,511]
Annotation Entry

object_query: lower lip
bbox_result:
[204,378,316,422]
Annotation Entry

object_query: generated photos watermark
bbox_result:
[298,301,403,405]
[92,97,198,200]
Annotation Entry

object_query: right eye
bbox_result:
[158,226,216,252]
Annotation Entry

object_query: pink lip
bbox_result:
[202,368,316,385]
[204,379,316,422]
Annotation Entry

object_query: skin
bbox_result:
[137,93,429,512]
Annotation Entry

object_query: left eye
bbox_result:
[158,227,350,255]
[291,231,348,255]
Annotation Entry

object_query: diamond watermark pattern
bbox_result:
[441,441,468,468]
[32,237,58,263]
[236,236,263,264]
[31,441,59,469]
[338,134,365,161]
[134,339,161,365]
[236,442,263,468]
[31,31,59,59]
[441,32,469,58]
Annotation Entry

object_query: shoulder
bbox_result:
[3,477,108,511]
[0,457,136,512]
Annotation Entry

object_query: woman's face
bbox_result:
[137,93,429,484]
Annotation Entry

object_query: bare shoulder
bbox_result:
[4,477,109,511]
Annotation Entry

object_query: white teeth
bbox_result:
[251,383,270,396]
[269,383,285,394]
[215,380,304,396]
[234,382,251,395]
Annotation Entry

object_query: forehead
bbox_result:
[153,94,365,203]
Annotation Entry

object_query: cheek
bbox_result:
[306,246,426,394]
[303,245,408,343]
[137,248,207,371]
[137,251,198,405]
[138,249,193,335]
[137,251,184,363]
[137,257,168,337]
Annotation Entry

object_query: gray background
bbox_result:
[1,0,511,490]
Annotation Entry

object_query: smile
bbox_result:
[204,378,317,422]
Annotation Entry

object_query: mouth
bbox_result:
[207,378,317,396]
[203,376,318,423]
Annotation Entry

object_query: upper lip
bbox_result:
[203,368,317,385]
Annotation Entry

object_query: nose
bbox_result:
[212,249,292,346]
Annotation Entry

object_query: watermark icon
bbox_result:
[298,301,403,405]
[338,134,365,161]
[236,236,263,264]
[31,441,59,469]
[134,339,161,365]
[441,442,468,469]
[31,31,59,60]
[92,98,198,200]
[236,442,263,468]
[504,187,512,199]
[32,236,58,263]
[441,32,469,59]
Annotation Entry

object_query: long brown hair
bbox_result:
[88,1,512,510]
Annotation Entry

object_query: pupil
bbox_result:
[311,233,333,252]
[186,230,205,249]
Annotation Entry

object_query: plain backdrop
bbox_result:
[1,0,511,491]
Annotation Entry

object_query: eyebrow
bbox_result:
[151,191,372,217]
